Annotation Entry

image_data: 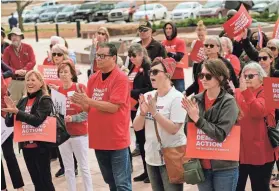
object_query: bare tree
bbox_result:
[16,0,33,31]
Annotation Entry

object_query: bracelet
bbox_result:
[140,113,146,117]
[152,112,158,118]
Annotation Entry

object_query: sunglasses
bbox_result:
[204,44,215,49]
[139,28,149,33]
[149,69,165,76]
[258,56,269,61]
[98,32,106,36]
[52,53,63,57]
[96,54,112,59]
[267,46,277,51]
[128,53,137,58]
[244,74,258,80]
[198,73,213,81]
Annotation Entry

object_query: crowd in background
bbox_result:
[1,8,279,191]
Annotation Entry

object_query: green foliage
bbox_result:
[152,18,227,30]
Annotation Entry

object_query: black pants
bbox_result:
[236,161,275,191]
[1,134,24,189]
[23,147,55,191]
[131,110,147,174]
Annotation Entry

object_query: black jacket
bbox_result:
[186,56,239,96]
[128,59,153,108]
[242,38,279,70]
[5,90,52,150]
[1,42,9,54]
[1,61,13,79]
[138,38,166,61]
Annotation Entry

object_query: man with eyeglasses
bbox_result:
[2,27,35,103]
[71,42,132,191]
[137,21,166,61]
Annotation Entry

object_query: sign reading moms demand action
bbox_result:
[186,123,240,161]
[263,77,279,109]
[223,4,252,39]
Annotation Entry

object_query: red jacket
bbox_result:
[1,76,8,117]
[2,43,36,73]
[235,87,278,165]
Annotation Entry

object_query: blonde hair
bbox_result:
[259,47,275,67]
[24,70,49,96]
[196,20,206,32]
[51,44,70,63]
[98,27,110,42]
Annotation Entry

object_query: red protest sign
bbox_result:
[273,18,279,39]
[38,65,61,86]
[190,40,206,63]
[263,77,279,109]
[186,122,240,161]
[14,117,56,143]
[223,4,252,39]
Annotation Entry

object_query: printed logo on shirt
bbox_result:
[165,45,177,52]
[25,106,32,113]
[92,88,108,101]
[129,72,137,82]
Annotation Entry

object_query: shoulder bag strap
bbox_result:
[152,92,163,148]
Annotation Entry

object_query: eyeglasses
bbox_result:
[98,32,106,36]
[244,74,258,80]
[139,28,149,33]
[267,46,277,51]
[96,54,112,59]
[204,44,215,49]
[52,53,63,57]
[258,56,269,61]
[198,73,213,80]
[149,69,165,76]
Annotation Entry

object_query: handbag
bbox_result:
[152,92,188,184]
[183,158,205,185]
[40,96,70,148]
[264,117,279,148]
[256,90,279,148]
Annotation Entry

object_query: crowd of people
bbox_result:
[1,8,279,191]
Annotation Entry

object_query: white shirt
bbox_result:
[136,87,187,166]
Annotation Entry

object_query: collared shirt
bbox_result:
[138,38,166,61]
[2,43,36,73]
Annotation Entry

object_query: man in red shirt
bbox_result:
[2,27,36,103]
[71,43,132,191]
[161,22,186,92]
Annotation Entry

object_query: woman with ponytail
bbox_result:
[182,59,239,191]
[235,62,278,191]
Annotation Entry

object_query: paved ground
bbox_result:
[2,38,278,191]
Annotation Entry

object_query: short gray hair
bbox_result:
[268,39,279,51]
[128,43,151,64]
[220,37,233,54]
[205,36,223,55]
[242,61,267,82]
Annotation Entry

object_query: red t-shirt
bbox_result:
[161,37,186,80]
[24,98,38,148]
[43,57,54,65]
[225,54,241,77]
[128,66,139,90]
[201,93,216,169]
[58,83,88,136]
[87,66,131,150]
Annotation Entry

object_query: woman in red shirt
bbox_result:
[51,61,93,191]
[183,59,239,191]
[235,62,278,191]
[221,37,241,78]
